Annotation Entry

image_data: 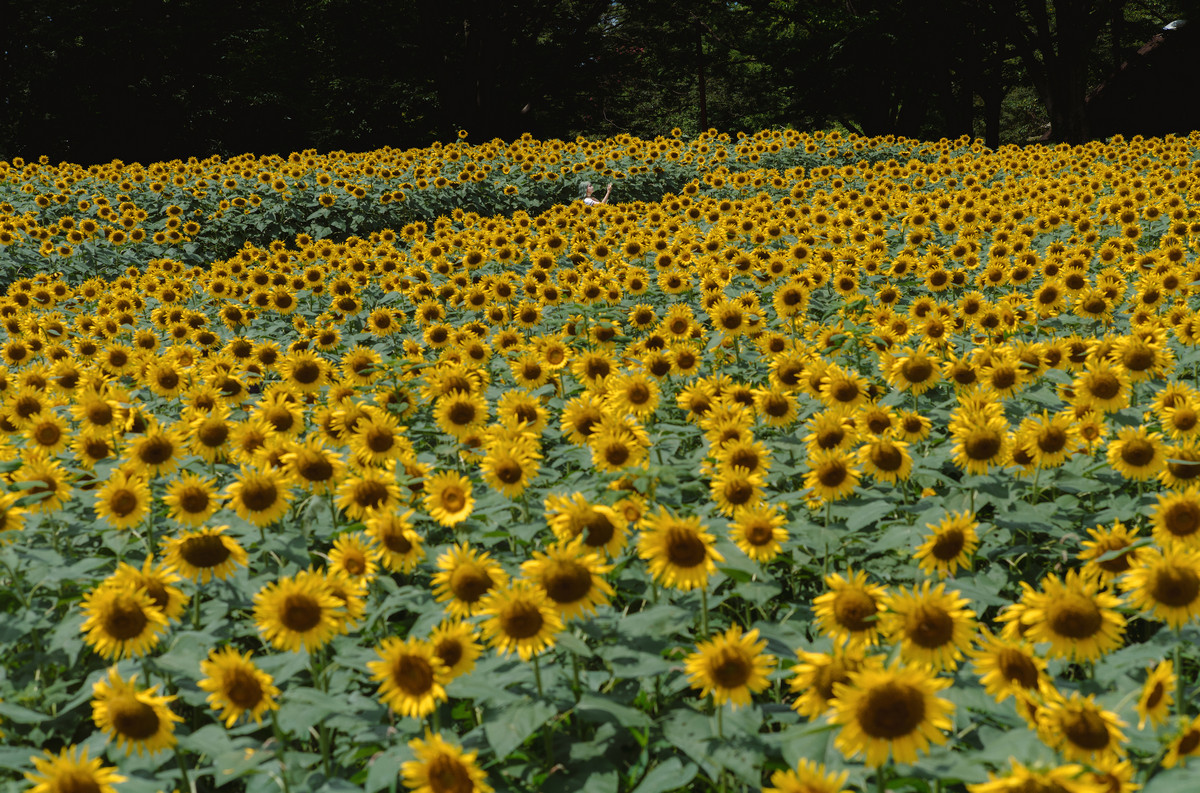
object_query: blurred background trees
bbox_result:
[1,0,1196,163]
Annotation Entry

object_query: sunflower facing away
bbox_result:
[830,660,954,767]
[684,623,777,709]
[198,646,281,727]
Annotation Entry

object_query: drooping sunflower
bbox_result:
[92,468,151,530]
[162,525,248,583]
[91,667,182,756]
[365,509,425,573]
[162,471,220,527]
[1078,520,1143,583]
[830,660,954,767]
[431,543,509,618]
[477,579,563,661]
[520,538,614,620]
[252,569,344,652]
[24,744,127,793]
[637,507,724,591]
[788,645,881,720]
[80,581,169,660]
[969,627,1048,704]
[1018,569,1127,662]
[882,581,978,672]
[198,646,281,727]
[367,637,451,718]
[423,470,476,527]
[1037,691,1127,765]
[684,623,777,709]
[914,511,980,578]
[764,759,851,793]
[728,502,788,562]
[429,619,483,680]
[1120,545,1200,629]
[1135,659,1175,730]
[400,731,493,793]
[966,760,1104,793]
[812,568,888,648]
[109,556,189,622]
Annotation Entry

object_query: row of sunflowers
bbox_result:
[4,129,1200,793]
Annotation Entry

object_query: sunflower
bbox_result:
[830,660,954,767]
[24,745,126,793]
[162,471,219,527]
[429,619,483,680]
[198,646,281,727]
[914,511,980,578]
[804,449,861,502]
[125,420,185,477]
[478,579,563,661]
[328,531,382,582]
[1016,410,1078,469]
[0,491,25,544]
[13,451,73,513]
[336,464,404,520]
[1120,545,1200,629]
[1106,425,1167,481]
[560,393,607,445]
[587,416,650,473]
[92,468,151,530]
[684,623,776,709]
[71,431,115,469]
[764,760,851,793]
[24,411,69,455]
[1072,361,1130,413]
[401,731,493,793]
[1151,486,1200,548]
[789,644,881,720]
[1078,520,1143,582]
[1018,569,1126,663]
[423,470,475,527]
[1164,715,1200,768]
[350,410,410,468]
[637,507,724,591]
[80,581,169,660]
[545,492,629,557]
[253,569,344,652]
[969,627,1048,704]
[91,667,181,756]
[434,391,488,441]
[431,543,509,618]
[818,365,871,410]
[857,435,913,485]
[520,538,614,620]
[882,581,977,672]
[279,348,328,392]
[480,442,540,499]
[755,386,800,427]
[109,556,188,622]
[162,525,248,583]
[1135,659,1175,730]
[949,413,1010,475]
[225,464,294,526]
[365,509,425,573]
[885,346,942,396]
[709,464,765,516]
[188,407,233,463]
[368,637,451,718]
[812,568,888,648]
[1037,691,1127,764]
[967,760,1104,793]
[282,436,347,494]
[729,502,788,562]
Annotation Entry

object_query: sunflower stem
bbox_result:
[175,746,196,793]
[1176,637,1186,719]
[700,586,710,640]
[532,653,555,765]
[269,710,293,793]
[533,652,545,699]
[875,764,889,793]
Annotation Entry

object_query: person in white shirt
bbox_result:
[581,181,612,205]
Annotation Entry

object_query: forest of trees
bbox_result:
[2,0,1197,165]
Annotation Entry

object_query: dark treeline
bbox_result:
[2,0,1198,165]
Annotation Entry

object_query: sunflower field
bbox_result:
[4,128,1200,793]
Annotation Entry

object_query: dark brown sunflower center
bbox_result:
[744,523,774,546]
[818,460,849,488]
[997,648,1040,688]
[109,490,140,517]
[197,421,229,447]
[543,560,592,604]
[964,429,1002,461]
[240,479,278,512]
[500,600,545,639]
[439,488,466,513]
[178,488,209,514]
[224,667,264,709]
[711,652,751,689]
[383,529,413,554]
[427,754,474,793]
[832,381,860,402]
[1062,708,1112,750]
[352,480,390,509]
[906,604,954,648]
[393,655,435,695]
[902,359,933,383]
[1048,594,1103,639]
[110,698,161,740]
[449,565,493,603]
[434,638,463,670]
[292,361,321,384]
[34,423,61,446]
[604,442,631,467]
[814,659,850,701]
[447,402,476,426]
[1088,374,1121,400]
[1163,501,1200,537]
[181,535,231,568]
[1145,681,1165,710]
[365,427,394,453]
[1120,439,1156,467]
[1122,347,1155,371]
[1038,428,1068,454]
[869,443,904,472]
[1179,730,1200,755]
[103,595,151,639]
[495,460,524,484]
[1095,540,1134,573]
[724,480,755,506]
[931,529,965,561]
[856,681,926,739]
[582,512,615,547]
[665,527,708,568]
[281,593,322,632]
[817,429,845,449]
[138,437,174,465]
[295,453,333,482]
[832,589,877,631]
[1151,565,1200,607]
